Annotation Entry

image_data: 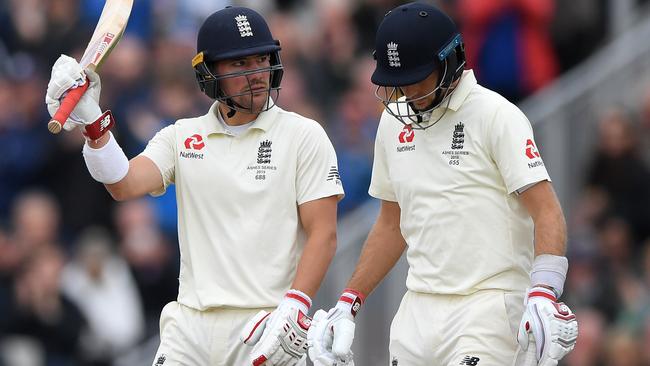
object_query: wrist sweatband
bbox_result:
[530,254,568,298]
[83,131,129,184]
[336,288,366,317]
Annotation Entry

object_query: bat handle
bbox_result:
[47,79,90,134]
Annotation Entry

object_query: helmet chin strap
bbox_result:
[408,85,454,129]
[225,99,238,118]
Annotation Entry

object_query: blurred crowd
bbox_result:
[0,0,648,365]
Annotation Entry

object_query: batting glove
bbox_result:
[46,54,116,140]
[516,286,578,366]
[46,55,103,128]
[241,289,312,366]
[307,289,365,366]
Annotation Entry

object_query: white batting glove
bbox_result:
[241,289,312,366]
[45,54,102,130]
[516,286,578,366]
[307,289,364,366]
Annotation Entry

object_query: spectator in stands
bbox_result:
[457,0,560,102]
[114,200,179,337]
[61,227,145,365]
[603,330,644,366]
[5,245,87,366]
[586,106,650,243]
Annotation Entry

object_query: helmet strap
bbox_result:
[225,99,237,118]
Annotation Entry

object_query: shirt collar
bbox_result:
[199,101,279,136]
[445,70,476,112]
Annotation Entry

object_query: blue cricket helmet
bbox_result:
[371,2,464,88]
[371,2,466,128]
[192,6,283,108]
[196,6,280,62]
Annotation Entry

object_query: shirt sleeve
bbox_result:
[368,124,397,202]
[488,101,550,194]
[296,122,345,205]
[139,124,176,196]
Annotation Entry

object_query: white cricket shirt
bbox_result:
[141,102,344,310]
[370,70,550,295]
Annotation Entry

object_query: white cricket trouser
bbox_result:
[151,301,308,366]
[389,289,533,366]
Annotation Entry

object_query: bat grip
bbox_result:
[47,79,90,134]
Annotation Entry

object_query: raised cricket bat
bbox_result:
[47,0,134,134]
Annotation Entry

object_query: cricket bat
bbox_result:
[47,0,134,134]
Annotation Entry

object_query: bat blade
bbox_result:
[48,0,134,134]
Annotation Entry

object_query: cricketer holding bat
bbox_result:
[308,3,578,366]
[45,6,343,366]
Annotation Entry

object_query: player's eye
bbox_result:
[257,55,269,63]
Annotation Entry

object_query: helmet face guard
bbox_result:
[375,35,465,129]
[371,3,466,129]
[192,6,284,114]
[193,50,283,114]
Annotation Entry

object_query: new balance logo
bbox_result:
[327,166,341,185]
[460,356,480,365]
[99,114,111,131]
[235,15,253,37]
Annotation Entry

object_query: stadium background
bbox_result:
[2,0,650,365]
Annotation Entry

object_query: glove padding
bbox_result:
[308,308,355,366]
[241,290,311,366]
[307,289,363,366]
[45,54,102,130]
[516,286,578,366]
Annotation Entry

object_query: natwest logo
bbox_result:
[184,134,205,150]
[525,139,540,159]
[398,125,414,143]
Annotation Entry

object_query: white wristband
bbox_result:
[82,131,129,184]
[530,254,568,298]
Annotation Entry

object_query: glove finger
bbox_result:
[312,309,328,323]
[538,357,558,366]
[84,68,102,103]
[308,310,328,342]
[53,55,84,79]
[314,353,337,366]
[241,310,271,345]
[309,348,334,366]
[49,56,85,100]
[47,75,78,101]
[45,95,60,118]
[85,67,100,84]
[74,92,103,122]
[308,309,331,351]
[308,335,333,365]
[62,120,81,131]
[276,352,295,366]
[516,316,531,351]
[512,344,537,366]
[332,318,355,357]
[45,94,82,130]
